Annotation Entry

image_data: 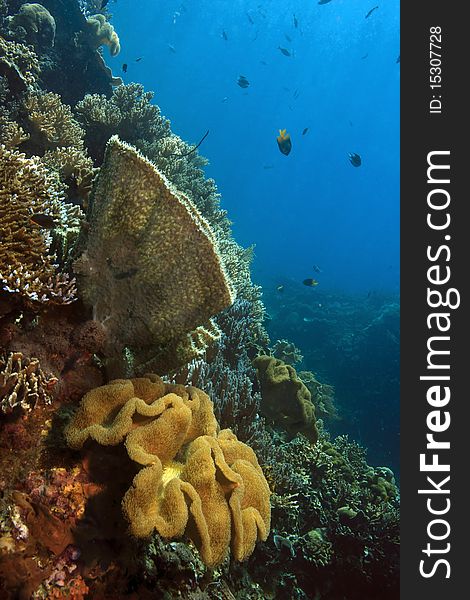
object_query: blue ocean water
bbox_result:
[111,0,400,471]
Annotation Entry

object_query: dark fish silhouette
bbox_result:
[396,55,400,63]
[122,63,128,73]
[246,12,254,24]
[30,213,58,229]
[285,33,292,42]
[361,53,368,60]
[222,30,228,40]
[348,152,362,167]
[237,75,250,88]
[277,129,292,156]
[302,127,309,136]
[135,57,143,62]
[293,14,298,28]
[278,46,292,57]
[293,89,300,99]
[303,278,319,287]
[318,0,333,4]
[365,6,379,19]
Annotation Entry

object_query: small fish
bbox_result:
[222,30,228,41]
[282,86,290,92]
[30,213,58,229]
[318,0,333,4]
[276,129,292,156]
[168,44,176,53]
[237,75,250,88]
[348,152,362,167]
[221,96,228,102]
[361,53,368,60]
[365,6,379,19]
[260,60,268,65]
[173,11,180,24]
[135,57,143,62]
[276,285,284,293]
[302,127,309,136]
[246,12,255,25]
[114,268,139,280]
[293,89,300,99]
[278,46,291,57]
[263,164,274,169]
[285,33,292,42]
[396,55,400,63]
[303,278,319,287]
[312,264,322,273]
[293,14,298,29]
[122,63,128,73]
[303,317,315,323]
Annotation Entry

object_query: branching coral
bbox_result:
[0,34,40,93]
[298,370,338,421]
[74,136,235,373]
[253,355,318,444]
[24,92,85,152]
[0,145,77,306]
[85,13,120,56]
[64,374,271,568]
[272,339,303,366]
[0,351,57,414]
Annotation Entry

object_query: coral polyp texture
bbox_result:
[74,136,235,372]
[64,374,271,568]
[0,351,57,414]
[253,355,318,444]
[0,145,77,305]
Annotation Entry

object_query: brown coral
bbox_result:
[0,35,40,93]
[64,375,271,568]
[0,145,77,306]
[253,355,318,444]
[24,92,85,152]
[74,136,234,372]
[0,351,57,414]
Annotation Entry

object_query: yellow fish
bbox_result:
[303,278,319,287]
[277,129,292,155]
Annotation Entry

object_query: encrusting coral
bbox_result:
[0,351,57,414]
[85,13,120,56]
[0,145,77,306]
[64,374,271,568]
[74,135,235,373]
[253,355,318,444]
[6,3,56,48]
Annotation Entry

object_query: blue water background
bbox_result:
[108,0,400,471]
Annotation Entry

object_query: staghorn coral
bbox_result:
[64,374,271,568]
[253,355,318,444]
[0,145,77,306]
[84,13,120,56]
[24,91,85,152]
[74,136,235,374]
[0,114,29,148]
[6,3,56,48]
[272,338,303,366]
[0,34,40,93]
[0,351,57,414]
[41,146,97,207]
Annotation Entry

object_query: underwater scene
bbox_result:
[0,0,399,598]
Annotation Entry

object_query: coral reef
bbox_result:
[24,91,85,152]
[253,355,318,444]
[298,370,338,421]
[0,34,40,93]
[6,3,56,48]
[85,13,120,56]
[0,145,77,306]
[74,135,235,374]
[0,351,57,414]
[272,338,303,366]
[65,374,271,568]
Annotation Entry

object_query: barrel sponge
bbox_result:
[253,355,318,444]
[64,375,270,567]
[85,14,120,57]
[74,136,235,362]
[122,430,271,567]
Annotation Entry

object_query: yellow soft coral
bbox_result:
[64,375,270,567]
[85,14,120,57]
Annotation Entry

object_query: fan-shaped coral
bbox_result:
[74,136,235,372]
[64,374,271,568]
